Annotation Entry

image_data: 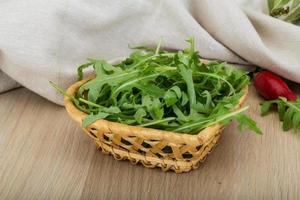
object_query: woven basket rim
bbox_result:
[64,76,248,145]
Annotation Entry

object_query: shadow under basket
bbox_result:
[64,77,248,173]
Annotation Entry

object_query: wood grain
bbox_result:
[0,85,299,200]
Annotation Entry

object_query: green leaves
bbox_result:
[78,60,139,102]
[260,97,300,132]
[82,112,109,128]
[164,86,181,107]
[52,38,261,135]
[178,65,196,113]
[268,0,300,23]
[236,114,262,135]
[261,101,273,116]
[134,108,147,124]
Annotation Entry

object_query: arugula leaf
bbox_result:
[178,65,196,114]
[236,114,262,135]
[164,86,182,107]
[134,83,165,97]
[77,62,94,81]
[261,101,273,116]
[268,0,300,23]
[134,108,147,124]
[78,60,139,102]
[260,97,300,132]
[82,112,109,128]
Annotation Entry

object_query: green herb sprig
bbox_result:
[261,97,300,132]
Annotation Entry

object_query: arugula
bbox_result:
[261,97,300,132]
[53,38,261,135]
[268,0,300,23]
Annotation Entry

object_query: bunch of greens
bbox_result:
[268,0,300,23]
[261,97,300,132]
[52,38,261,135]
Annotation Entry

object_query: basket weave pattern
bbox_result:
[65,78,248,173]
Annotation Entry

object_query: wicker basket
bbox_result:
[65,77,248,173]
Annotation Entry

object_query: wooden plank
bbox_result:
[0,89,95,199]
[0,86,299,199]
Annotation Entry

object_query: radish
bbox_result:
[253,71,296,101]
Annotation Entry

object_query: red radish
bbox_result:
[253,71,297,101]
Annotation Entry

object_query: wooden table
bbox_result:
[0,86,299,200]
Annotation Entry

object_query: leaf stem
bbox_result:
[155,37,163,55]
[140,117,176,127]
[111,73,160,97]
[173,106,249,132]
[49,81,74,100]
[204,106,249,127]
[283,99,300,113]
[131,55,156,69]
[78,98,102,108]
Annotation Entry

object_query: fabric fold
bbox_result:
[0,70,20,93]
[0,0,299,105]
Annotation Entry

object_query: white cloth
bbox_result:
[0,0,299,105]
[0,69,20,93]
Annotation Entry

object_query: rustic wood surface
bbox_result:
[0,85,299,200]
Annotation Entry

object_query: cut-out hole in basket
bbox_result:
[103,134,109,141]
[162,146,173,154]
[182,152,193,159]
[137,149,145,155]
[121,138,132,145]
[196,145,202,151]
[89,131,97,138]
[141,142,151,148]
[155,153,163,158]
